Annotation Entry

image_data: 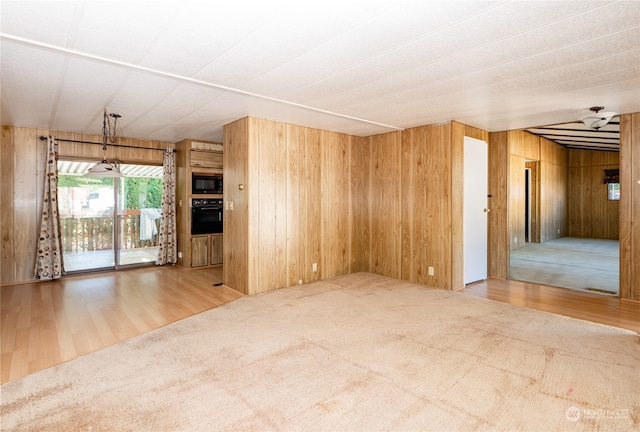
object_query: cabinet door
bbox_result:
[191,236,209,267]
[190,150,223,168]
[210,234,223,265]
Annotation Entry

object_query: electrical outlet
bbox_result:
[557,229,560,234]
[298,279,302,285]
[428,266,434,276]
[515,236,517,244]
[229,201,234,211]
[178,251,183,259]
[312,263,318,273]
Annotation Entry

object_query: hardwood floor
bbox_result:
[459,277,640,334]
[1,265,243,384]
[2,268,639,385]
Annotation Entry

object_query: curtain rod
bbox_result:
[39,135,174,152]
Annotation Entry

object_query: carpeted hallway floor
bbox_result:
[509,237,619,296]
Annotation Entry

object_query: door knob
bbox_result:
[483,208,490,213]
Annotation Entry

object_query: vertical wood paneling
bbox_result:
[321,132,350,279]
[567,149,619,239]
[630,113,639,302]
[451,122,465,290]
[304,128,322,283]
[401,127,425,284]
[82,133,104,160]
[274,122,288,288]
[506,132,567,250]
[369,132,401,279]
[286,124,302,286]
[247,118,261,294]
[256,119,277,293]
[13,128,39,281]
[223,118,249,294]
[1,126,15,284]
[400,124,452,289]
[509,130,540,160]
[539,162,560,241]
[400,129,414,281]
[298,128,311,283]
[619,113,639,302]
[488,132,509,279]
[350,136,370,273]
[509,154,526,250]
[539,138,567,242]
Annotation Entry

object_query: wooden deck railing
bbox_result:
[60,213,160,252]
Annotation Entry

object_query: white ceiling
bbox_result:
[1,1,639,145]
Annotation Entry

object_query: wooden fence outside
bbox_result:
[60,214,160,252]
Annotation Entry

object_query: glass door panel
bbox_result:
[57,165,115,272]
[116,164,164,267]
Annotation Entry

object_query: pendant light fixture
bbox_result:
[580,106,616,130]
[85,109,123,177]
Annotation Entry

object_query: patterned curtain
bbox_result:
[34,136,65,279]
[156,148,178,265]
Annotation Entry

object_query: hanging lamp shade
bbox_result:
[85,160,123,177]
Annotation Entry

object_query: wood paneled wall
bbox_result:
[350,137,371,273]
[368,132,402,280]
[567,149,619,239]
[509,153,527,250]
[539,137,567,242]
[505,131,567,250]
[488,132,509,279]
[619,113,640,302]
[223,118,356,296]
[224,117,488,294]
[364,122,487,290]
[222,119,249,294]
[0,125,172,285]
[400,124,453,288]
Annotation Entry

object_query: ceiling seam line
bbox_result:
[0,33,404,132]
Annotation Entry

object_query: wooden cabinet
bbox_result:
[210,234,223,265]
[175,139,224,268]
[190,234,223,267]
[190,150,223,168]
[191,236,209,267]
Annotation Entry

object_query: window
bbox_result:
[608,183,620,201]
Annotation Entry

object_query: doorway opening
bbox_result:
[57,160,163,273]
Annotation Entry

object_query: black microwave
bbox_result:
[192,174,223,194]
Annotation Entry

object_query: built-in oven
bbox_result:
[191,198,223,235]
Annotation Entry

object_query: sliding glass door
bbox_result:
[117,166,164,266]
[57,161,163,272]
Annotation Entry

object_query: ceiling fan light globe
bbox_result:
[580,111,616,129]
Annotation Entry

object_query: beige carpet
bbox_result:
[1,273,638,431]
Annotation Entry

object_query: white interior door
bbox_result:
[464,137,488,284]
